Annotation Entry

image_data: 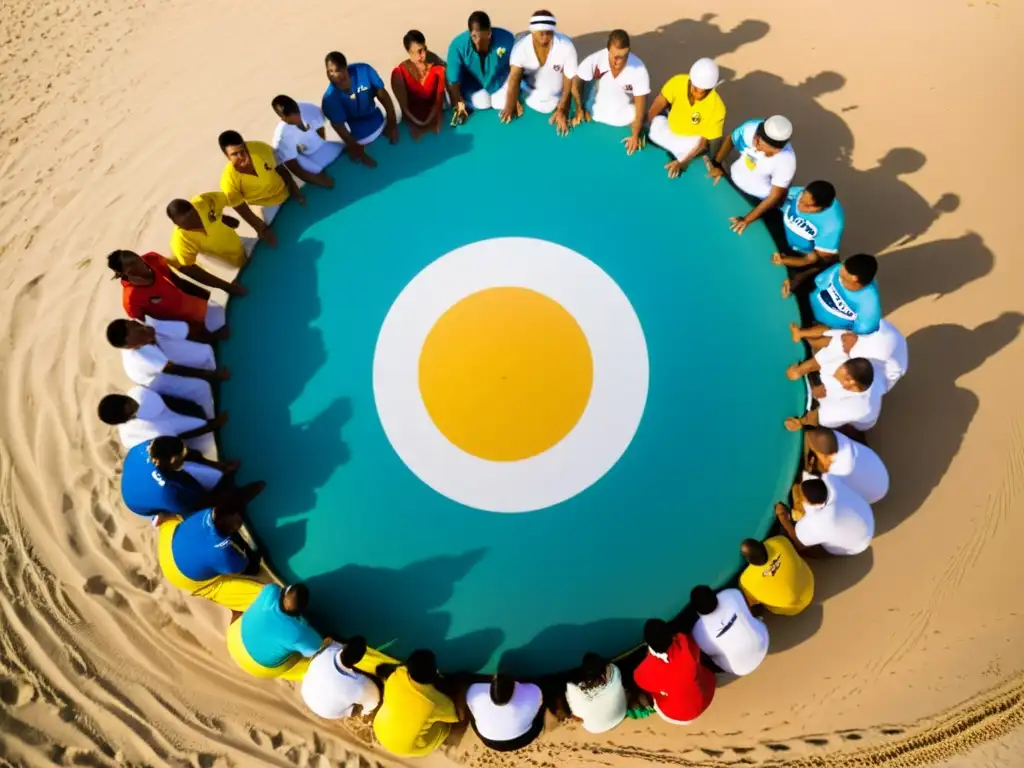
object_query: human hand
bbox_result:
[771,252,784,266]
[622,135,642,155]
[386,123,400,144]
[551,109,570,136]
[571,109,591,127]
[499,105,518,124]
[790,322,804,344]
[841,332,858,355]
[785,363,802,381]
[781,278,791,299]
[784,417,803,432]
[349,144,377,168]
[214,367,231,382]
[258,227,278,248]
[729,217,749,235]
[705,156,725,184]
[454,101,469,124]
[665,160,688,179]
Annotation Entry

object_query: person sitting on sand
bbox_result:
[227,583,324,680]
[447,11,516,120]
[564,653,627,734]
[391,31,448,139]
[572,30,650,153]
[373,649,461,757]
[219,130,303,247]
[109,250,227,335]
[707,115,796,236]
[322,51,400,168]
[633,619,715,725]
[689,585,769,677]
[738,537,815,616]
[799,253,882,335]
[301,637,382,720]
[503,11,579,135]
[785,357,884,434]
[646,58,725,178]
[773,181,846,298]
[156,498,265,611]
[166,194,249,296]
[776,475,875,557]
[270,95,343,189]
[792,318,907,393]
[98,387,225,455]
[466,673,545,752]
[805,427,890,504]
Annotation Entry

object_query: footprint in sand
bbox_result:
[0,674,37,707]
[83,574,126,607]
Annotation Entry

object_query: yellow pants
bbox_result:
[158,518,264,612]
[225,618,310,680]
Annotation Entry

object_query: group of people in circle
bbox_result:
[92,6,910,758]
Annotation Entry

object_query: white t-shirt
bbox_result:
[272,102,328,164]
[301,644,381,719]
[511,32,578,96]
[466,681,543,742]
[564,663,627,733]
[576,49,650,119]
[117,386,206,449]
[691,588,769,676]
[817,357,885,431]
[796,474,875,556]
[122,317,216,387]
[730,120,797,199]
[821,319,907,393]
[827,432,889,504]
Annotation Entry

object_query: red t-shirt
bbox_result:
[122,252,207,328]
[633,633,715,722]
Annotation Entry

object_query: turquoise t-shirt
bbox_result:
[810,263,882,334]
[239,584,323,667]
[782,186,845,254]
[446,28,515,95]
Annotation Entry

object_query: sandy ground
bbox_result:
[1,0,1023,765]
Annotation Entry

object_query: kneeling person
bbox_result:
[647,58,725,177]
[166,194,249,295]
[301,637,382,720]
[467,674,545,752]
[573,30,650,153]
[447,11,516,118]
[322,52,399,168]
[271,95,343,189]
[503,11,579,134]
[373,650,460,757]
[227,583,324,680]
[773,181,845,298]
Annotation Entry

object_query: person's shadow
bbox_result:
[498,618,647,680]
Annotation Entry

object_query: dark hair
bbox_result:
[106,249,137,274]
[532,8,554,17]
[805,180,836,209]
[576,652,609,691]
[149,435,186,465]
[607,29,630,49]
[643,618,673,654]
[467,10,491,30]
[801,478,829,506]
[843,253,878,285]
[407,649,438,685]
[741,538,768,566]
[281,583,310,615]
[271,94,300,116]
[97,394,133,425]
[842,357,875,389]
[806,426,839,455]
[165,198,194,221]
[755,121,788,150]
[403,29,426,50]
[211,500,244,536]
[489,673,515,705]
[325,51,348,69]
[341,636,368,668]
[690,585,718,616]
[105,318,132,347]
[218,130,244,153]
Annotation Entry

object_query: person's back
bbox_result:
[850,319,908,392]
[690,587,769,676]
[827,431,889,503]
[169,507,249,582]
[121,439,206,517]
[634,622,715,724]
[739,536,814,615]
[565,657,627,734]
[301,640,381,719]
[466,676,544,750]
[238,584,323,668]
[373,659,458,756]
[796,475,875,556]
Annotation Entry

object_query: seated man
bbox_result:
[633,619,715,725]
[797,254,882,335]
[98,387,225,455]
[271,95,342,189]
[738,537,815,616]
[301,637,383,720]
[373,649,460,756]
[322,51,399,168]
[775,475,875,557]
[707,115,796,235]
[564,654,627,734]
[689,585,769,677]
[466,674,545,752]
[793,318,907,393]
[227,583,324,680]
[391,30,448,139]
[805,426,889,504]
[502,11,579,134]
[166,194,249,296]
[447,11,515,119]
[646,58,725,177]
[156,499,265,611]
[573,30,650,153]
[785,357,884,434]
[109,250,227,335]
[773,181,846,298]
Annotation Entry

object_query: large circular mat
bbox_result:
[219,110,804,676]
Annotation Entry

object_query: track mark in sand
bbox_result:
[803,737,829,746]
[765,742,791,751]
[89,495,117,538]
[83,574,126,607]
[0,674,37,707]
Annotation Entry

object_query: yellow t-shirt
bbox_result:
[662,74,726,140]
[169,192,246,268]
[220,141,289,208]
[373,668,459,757]
[739,536,814,616]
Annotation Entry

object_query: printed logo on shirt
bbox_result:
[762,554,783,578]
[784,210,819,240]
[743,151,758,170]
[263,162,271,171]
[497,47,507,57]
[819,282,856,320]
[296,144,308,153]
[715,613,739,638]
[150,469,167,487]
[553,64,563,73]
[356,85,370,93]
[690,110,702,125]
[207,209,217,223]
[624,84,633,93]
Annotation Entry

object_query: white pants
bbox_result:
[147,373,215,418]
[586,89,637,128]
[205,300,226,331]
[467,77,512,110]
[183,461,223,491]
[297,141,344,174]
[492,79,561,115]
[648,116,703,161]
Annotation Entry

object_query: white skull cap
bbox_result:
[688,58,720,90]
[764,115,793,142]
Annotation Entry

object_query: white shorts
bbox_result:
[467,76,511,111]
[205,300,226,332]
[494,79,561,115]
[296,141,344,174]
[585,87,637,128]
[260,204,280,225]
[145,374,215,419]
[647,116,704,161]
[182,461,223,491]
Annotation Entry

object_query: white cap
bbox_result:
[764,115,793,143]
[689,58,720,90]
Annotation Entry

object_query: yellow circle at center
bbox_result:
[418,287,594,462]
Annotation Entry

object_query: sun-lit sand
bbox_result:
[1,0,1022,765]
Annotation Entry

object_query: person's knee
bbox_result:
[470,90,493,110]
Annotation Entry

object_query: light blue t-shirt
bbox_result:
[810,263,882,334]
[782,186,845,254]
[322,63,386,141]
[239,584,323,668]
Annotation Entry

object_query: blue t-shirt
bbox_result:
[121,441,206,517]
[240,584,323,668]
[782,186,845,254]
[321,63,385,141]
[447,28,515,95]
[810,263,882,334]
[170,508,249,581]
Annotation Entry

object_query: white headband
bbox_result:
[529,14,556,31]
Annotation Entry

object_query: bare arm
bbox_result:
[391,69,427,127]
[557,73,573,114]
[275,164,304,203]
[179,413,227,440]
[166,269,211,300]
[645,92,669,123]
[283,158,323,186]
[231,202,269,235]
[631,93,647,140]
[164,362,228,383]
[376,88,399,135]
[176,264,240,295]
[502,67,524,118]
[742,185,788,224]
[713,134,734,167]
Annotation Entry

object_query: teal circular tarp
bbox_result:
[219,111,803,676]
